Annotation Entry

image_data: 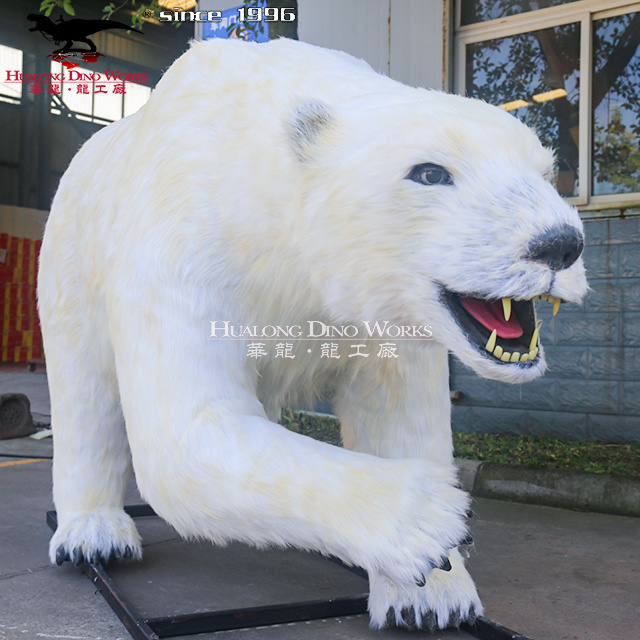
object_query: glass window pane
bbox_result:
[592,12,640,196]
[62,66,94,116]
[0,44,23,103]
[123,81,151,118]
[94,87,123,122]
[465,23,580,197]
[461,1,581,26]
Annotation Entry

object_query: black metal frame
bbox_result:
[46,506,532,640]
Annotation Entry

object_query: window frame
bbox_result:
[49,60,152,126]
[454,0,640,212]
[0,43,24,105]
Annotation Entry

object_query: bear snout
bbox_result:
[524,224,584,272]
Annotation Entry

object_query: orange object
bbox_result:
[0,235,43,362]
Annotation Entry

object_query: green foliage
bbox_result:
[453,432,640,477]
[279,410,640,477]
[102,2,122,21]
[102,1,173,31]
[38,0,269,33]
[594,107,640,193]
[280,409,343,447]
[39,0,157,29]
[39,0,75,17]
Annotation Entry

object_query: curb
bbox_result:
[455,459,640,518]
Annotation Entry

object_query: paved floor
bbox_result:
[1,373,639,640]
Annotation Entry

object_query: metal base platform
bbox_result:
[46,505,531,640]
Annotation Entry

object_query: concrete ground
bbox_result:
[1,372,639,640]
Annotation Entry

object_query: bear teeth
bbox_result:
[529,327,539,351]
[502,298,511,321]
[484,294,563,363]
[486,342,539,363]
[531,294,563,316]
[484,329,497,352]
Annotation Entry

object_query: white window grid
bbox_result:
[454,0,640,211]
[0,44,23,104]
[49,61,151,125]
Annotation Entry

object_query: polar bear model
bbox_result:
[38,38,588,630]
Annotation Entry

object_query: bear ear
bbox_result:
[288,101,335,162]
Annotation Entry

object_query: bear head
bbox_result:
[288,91,588,384]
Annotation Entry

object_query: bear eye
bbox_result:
[406,163,453,186]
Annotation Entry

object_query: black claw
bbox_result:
[385,607,396,628]
[55,545,70,566]
[72,548,84,566]
[388,606,468,632]
[449,609,463,628]
[460,534,474,546]
[466,605,478,625]
[422,611,437,633]
[415,574,426,587]
[437,557,452,572]
[400,606,417,630]
[123,545,133,559]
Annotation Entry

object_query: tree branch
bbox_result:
[592,12,640,110]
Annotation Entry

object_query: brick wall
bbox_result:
[451,216,640,445]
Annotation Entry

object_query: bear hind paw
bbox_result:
[384,604,477,631]
[55,542,138,566]
[50,507,142,567]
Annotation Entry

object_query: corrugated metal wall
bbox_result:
[298,0,448,90]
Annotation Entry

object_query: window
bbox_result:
[49,61,151,125]
[455,1,640,209]
[460,0,583,25]
[0,44,23,104]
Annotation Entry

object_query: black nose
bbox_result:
[525,224,584,271]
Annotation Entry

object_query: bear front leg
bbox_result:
[123,400,471,590]
[38,221,143,568]
[45,347,141,566]
[334,342,482,629]
[368,548,479,630]
[106,299,470,588]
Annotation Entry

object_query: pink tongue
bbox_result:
[460,296,523,339]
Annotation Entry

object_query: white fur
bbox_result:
[38,38,587,629]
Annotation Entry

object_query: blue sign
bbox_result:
[202,2,269,43]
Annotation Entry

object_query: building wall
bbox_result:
[0,0,191,211]
[0,206,48,240]
[298,0,448,90]
[451,215,640,444]
[197,0,448,90]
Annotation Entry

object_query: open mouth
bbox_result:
[442,288,562,365]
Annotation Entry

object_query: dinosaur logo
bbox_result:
[27,14,142,68]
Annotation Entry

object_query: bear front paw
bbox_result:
[49,507,142,566]
[354,462,470,588]
[368,549,483,630]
